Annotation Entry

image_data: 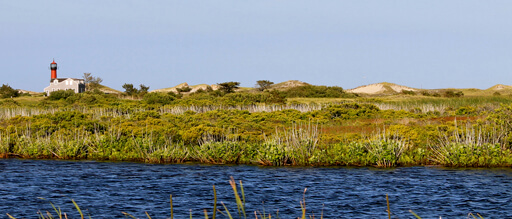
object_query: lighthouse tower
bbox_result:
[50,59,57,79]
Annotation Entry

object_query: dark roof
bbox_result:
[50,78,84,83]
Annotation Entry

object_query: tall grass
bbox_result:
[256,122,319,166]
[3,119,511,167]
[429,119,512,167]
[364,131,407,167]
[373,96,512,113]
[0,104,322,120]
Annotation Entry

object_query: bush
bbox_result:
[444,90,464,98]
[401,90,416,95]
[48,90,75,101]
[283,85,349,98]
[326,103,380,119]
[0,84,20,99]
[176,86,192,93]
[221,91,286,105]
[143,92,176,105]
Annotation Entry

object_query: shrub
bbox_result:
[0,84,20,99]
[176,86,192,93]
[326,103,380,119]
[48,90,75,101]
[401,90,416,95]
[455,106,476,115]
[420,91,431,96]
[221,91,286,105]
[283,85,348,98]
[444,90,464,98]
[143,92,176,105]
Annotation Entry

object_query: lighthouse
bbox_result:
[50,59,57,79]
[44,60,86,95]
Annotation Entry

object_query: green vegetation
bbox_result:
[282,85,354,98]
[256,80,274,91]
[122,83,150,97]
[218,82,241,94]
[2,82,512,167]
[83,73,103,91]
[0,84,20,99]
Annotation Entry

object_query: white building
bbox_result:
[44,78,86,96]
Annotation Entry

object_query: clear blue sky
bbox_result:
[1,1,512,92]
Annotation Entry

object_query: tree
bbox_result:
[83,73,103,91]
[139,84,150,95]
[218,81,240,94]
[122,83,138,96]
[0,84,19,98]
[256,80,274,91]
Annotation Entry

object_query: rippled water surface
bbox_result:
[1,159,512,218]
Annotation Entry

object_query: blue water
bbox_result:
[1,159,511,218]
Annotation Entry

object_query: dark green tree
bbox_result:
[139,84,150,96]
[0,84,20,98]
[256,80,274,91]
[122,83,138,96]
[218,81,240,94]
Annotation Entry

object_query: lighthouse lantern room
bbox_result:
[50,60,57,79]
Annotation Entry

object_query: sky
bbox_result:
[1,1,512,92]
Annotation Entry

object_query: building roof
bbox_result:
[50,78,85,83]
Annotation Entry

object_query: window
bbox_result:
[65,81,68,85]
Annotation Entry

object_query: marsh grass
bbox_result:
[364,131,407,167]
[430,119,512,167]
[2,102,512,167]
[372,96,512,113]
[256,122,319,166]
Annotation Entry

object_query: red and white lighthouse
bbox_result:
[50,59,57,79]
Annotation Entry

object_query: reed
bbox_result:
[193,132,244,164]
[429,120,512,167]
[364,131,407,167]
[262,122,319,165]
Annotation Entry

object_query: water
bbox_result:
[1,159,511,218]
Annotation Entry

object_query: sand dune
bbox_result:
[347,83,417,94]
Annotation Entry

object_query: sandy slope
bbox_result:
[347,83,417,94]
